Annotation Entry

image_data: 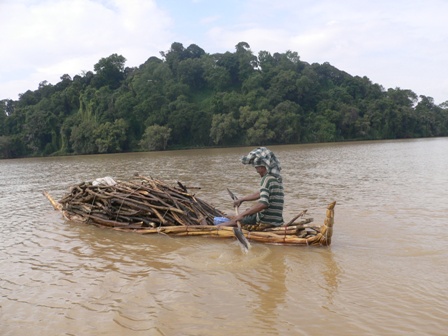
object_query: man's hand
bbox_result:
[216,213,244,227]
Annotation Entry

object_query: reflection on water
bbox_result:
[1,138,448,335]
[237,251,287,333]
[321,249,341,307]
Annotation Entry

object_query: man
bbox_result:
[220,147,284,230]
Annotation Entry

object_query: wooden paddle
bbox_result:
[227,188,251,252]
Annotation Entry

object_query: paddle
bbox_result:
[227,188,251,252]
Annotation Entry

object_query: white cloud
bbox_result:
[0,0,173,99]
[1,0,447,104]
[200,15,219,25]
[203,0,448,103]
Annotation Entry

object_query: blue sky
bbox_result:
[1,0,447,104]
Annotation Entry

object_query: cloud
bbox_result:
[0,0,173,99]
[203,0,448,103]
[1,0,447,104]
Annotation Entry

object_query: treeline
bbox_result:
[1,42,447,159]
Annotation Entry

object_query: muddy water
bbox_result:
[1,139,447,335]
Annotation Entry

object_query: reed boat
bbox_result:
[43,175,336,246]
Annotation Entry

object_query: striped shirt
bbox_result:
[256,174,284,226]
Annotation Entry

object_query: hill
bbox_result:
[1,42,447,159]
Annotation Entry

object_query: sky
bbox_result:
[1,0,447,104]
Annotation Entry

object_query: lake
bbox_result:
[0,138,447,335]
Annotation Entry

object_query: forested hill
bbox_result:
[1,42,447,159]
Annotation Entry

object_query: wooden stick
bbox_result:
[283,210,307,227]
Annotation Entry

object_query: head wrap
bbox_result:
[241,147,282,182]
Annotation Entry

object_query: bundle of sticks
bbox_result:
[56,175,225,229]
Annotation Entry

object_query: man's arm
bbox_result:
[234,192,260,207]
[233,201,267,222]
[218,191,265,227]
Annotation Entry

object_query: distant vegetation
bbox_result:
[1,42,447,159]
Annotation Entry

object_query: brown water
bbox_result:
[1,139,447,335]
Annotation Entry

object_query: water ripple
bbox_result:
[1,139,448,335]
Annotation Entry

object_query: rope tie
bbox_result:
[284,225,288,243]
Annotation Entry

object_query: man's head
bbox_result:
[254,165,267,177]
[241,147,282,182]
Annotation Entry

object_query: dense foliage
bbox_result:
[1,42,447,159]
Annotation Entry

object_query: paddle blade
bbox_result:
[233,227,251,252]
[227,188,237,201]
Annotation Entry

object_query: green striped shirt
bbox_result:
[257,174,284,226]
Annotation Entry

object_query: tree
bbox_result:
[239,106,275,145]
[313,115,336,142]
[235,42,257,83]
[211,91,245,115]
[267,70,300,105]
[258,50,276,75]
[161,42,187,76]
[1,99,15,117]
[17,90,39,107]
[203,56,232,91]
[94,119,128,153]
[0,135,25,158]
[216,51,240,85]
[59,114,78,154]
[70,120,97,154]
[270,101,301,143]
[210,113,240,145]
[0,101,7,136]
[2,41,446,158]
[139,124,171,151]
[22,106,57,154]
[415,95,440,137]
[296,67,320,110]
[92,54,126,89]
[185,44,206,59]
[166,95,196,144]
[0,136,12,158]
[177,58,206,89]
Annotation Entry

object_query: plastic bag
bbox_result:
[92,176,116,186]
